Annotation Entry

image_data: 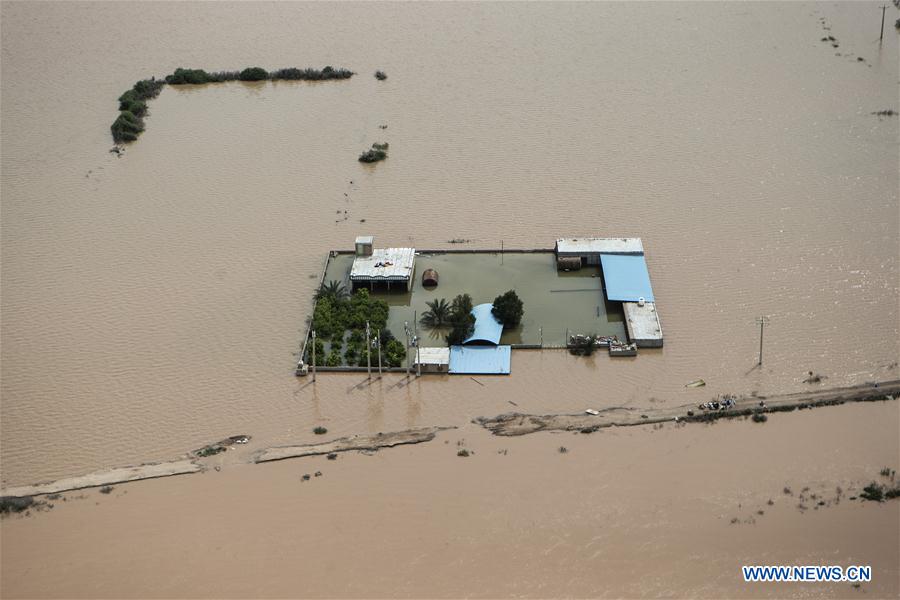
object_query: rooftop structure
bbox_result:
[350,247,416,290]
[413,347,450,373]
[463,303,504,345]
[449,345,512,375]
[556,237,644,258]
[355,236,374,256]
[599,254,655,302]
[623,302,663,348]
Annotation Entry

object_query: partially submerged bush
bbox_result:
[375,70,387,80]
[751,413,768,423]
[457,449,470,457]
[272,66,353,80]
[359,142,389,163]
[0,496,35,514]
[239,67,269,81]
[860,483,884,502]
[111,111,145,143]
[99,486,114,494]
[313,426,328,435]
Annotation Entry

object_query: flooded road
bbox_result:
[2,401,897,598]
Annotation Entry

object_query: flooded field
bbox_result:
[1,0,898,596]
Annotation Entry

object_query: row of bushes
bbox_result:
[111,66,353,143]
[164,65,353,85]
[111,78,165,143]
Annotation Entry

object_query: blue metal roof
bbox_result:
[449,345,511,375]
[463,303,503,345]
[600,254,655,302]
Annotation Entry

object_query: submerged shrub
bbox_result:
[359,142,388,163]
[751,413,768,423]
[313,426,328,435]
[375,70,387,80]
[111,111,145,143]
[860,483,884,502]
[239,67,269,81]
[0,496,35,514]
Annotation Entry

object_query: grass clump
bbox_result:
[359,142,389,163]
[313,426,328,435]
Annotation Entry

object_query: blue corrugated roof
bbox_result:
[600,254,655,302]
[463,303,503,345]
[449,345,511,374]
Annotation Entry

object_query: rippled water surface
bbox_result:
[2,1,898,488]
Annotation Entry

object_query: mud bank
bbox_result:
[475,380,900,436]
[0,459,203,498]
[254,426,455,463]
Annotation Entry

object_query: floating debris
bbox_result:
[685,379,706,388]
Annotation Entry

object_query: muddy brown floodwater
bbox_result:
[1,0,898,597]
[2,402,898,598]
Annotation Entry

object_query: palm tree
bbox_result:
[317,280,348,302]
[420,298,451,328]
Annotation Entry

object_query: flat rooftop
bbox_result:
[623,301,663,347]
[350,248,415,282]
[556,237,644,255]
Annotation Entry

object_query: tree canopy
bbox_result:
[491,290,524,327]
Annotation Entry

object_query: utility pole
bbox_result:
[500,240,504,265]
[404,320,411,379]
[755,316,769,366]
[365,321,372,380]
[376,332,382,377]
[880,4,887,41]
[311,329,316,382]
[414,310,421,377]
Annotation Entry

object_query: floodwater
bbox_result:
[1,401,898,598]
[0,0,898,595]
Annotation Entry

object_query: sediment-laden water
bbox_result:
[1,1,898,594]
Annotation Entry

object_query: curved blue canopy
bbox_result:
[463,303,503,345]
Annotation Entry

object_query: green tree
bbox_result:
[384,339,406,367]
[449,294,473,322]
[239,67,269,81]
[420,298,451,328]
[325,350,342,367]
[492,290,524,327]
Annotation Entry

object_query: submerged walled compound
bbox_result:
[296,236,662,377]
